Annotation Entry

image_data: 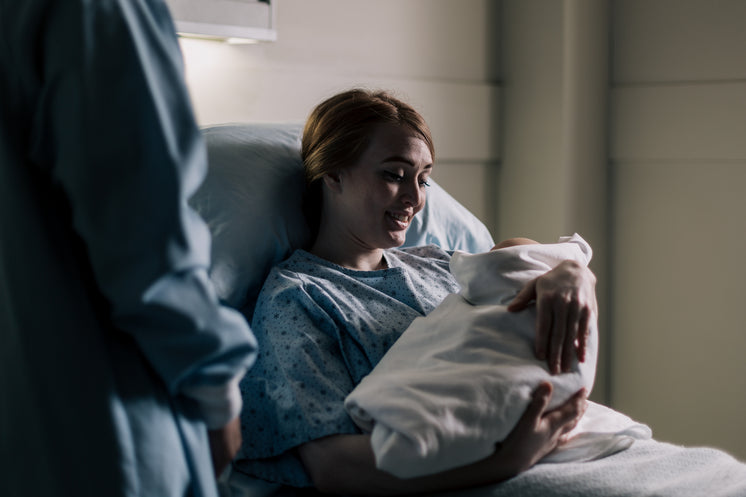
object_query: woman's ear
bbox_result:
[322,171,343,193]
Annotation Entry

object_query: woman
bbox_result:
[236,89,595,495]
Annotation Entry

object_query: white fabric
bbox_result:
[345,234,650,478]
[193,124,309,310]
[222,437,746,497]
[442,438,746,497]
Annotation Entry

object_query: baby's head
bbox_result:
[493,237,539,250]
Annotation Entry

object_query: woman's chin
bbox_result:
[387,231,408,248]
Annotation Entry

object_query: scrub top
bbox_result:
[0,1,256,496]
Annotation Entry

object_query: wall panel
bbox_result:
[610,0,746,460]
[432,162,496,224]
[611,162,746,453]
[612,0,746,82]
[612,83,746,161]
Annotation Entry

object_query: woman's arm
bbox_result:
[298,383,587,496]
[508,260,597,374]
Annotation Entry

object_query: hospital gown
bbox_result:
[0,1,256,496]
[235,247,460,487]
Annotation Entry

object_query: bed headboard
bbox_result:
[189,123,494,314]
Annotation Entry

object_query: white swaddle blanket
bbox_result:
[345,234,651,478]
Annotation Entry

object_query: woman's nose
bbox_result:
[401,180,425,208]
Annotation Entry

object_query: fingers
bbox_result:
[541,293,592,374]
[506,384,587,470]
[528,260,599,375]
[575,306,591,363]
[548,296,568,374]
[561,299,580,372]
[564,389,589,434]
[526,382,553,421]
[208,417,242,477]
[546,388,587,435]
[534,294,550,362]
[508,278,537,312]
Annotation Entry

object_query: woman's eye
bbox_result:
[383,171,404,183]
[419,179,431,187]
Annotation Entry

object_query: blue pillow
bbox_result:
[404,180,494,254]
[190,123,494,312]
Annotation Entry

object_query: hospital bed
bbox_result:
[191,123,746,497]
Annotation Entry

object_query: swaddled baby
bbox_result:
[345,234,650,478]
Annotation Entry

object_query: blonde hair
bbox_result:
[301,89,434,235]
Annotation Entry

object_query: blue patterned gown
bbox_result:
[236,246,460,486]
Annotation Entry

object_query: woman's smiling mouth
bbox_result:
[387,211,412,229]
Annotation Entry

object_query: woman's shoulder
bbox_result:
[254,249,353,311]
[257,250,319,293]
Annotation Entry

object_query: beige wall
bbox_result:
[500,0,746,460]
[609,0,746,460]
[179,0,501,231]
[499,0,611,404]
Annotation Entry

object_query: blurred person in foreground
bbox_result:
[0,1,257,496]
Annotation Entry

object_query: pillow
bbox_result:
[404,180,494,253]
[189,123,495,313]
[190,123,309,312]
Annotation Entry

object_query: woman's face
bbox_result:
[328,123,433,251]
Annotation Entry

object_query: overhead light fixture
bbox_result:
[165,0,277,44]
[226,37,261,45]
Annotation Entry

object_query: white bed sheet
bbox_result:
[222,438,746,497]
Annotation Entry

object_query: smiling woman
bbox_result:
[301,90,435,246]
[234,89,595,495]
[310,122,433,271]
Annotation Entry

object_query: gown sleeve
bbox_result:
[237,268,361,486]
[28,0,256,427]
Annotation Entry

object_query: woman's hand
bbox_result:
[501,382,588,473]
[208,416,242,477]
[508,260,597,374]
[297,385,587,496]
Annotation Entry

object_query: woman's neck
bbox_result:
[309,236,387,271]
